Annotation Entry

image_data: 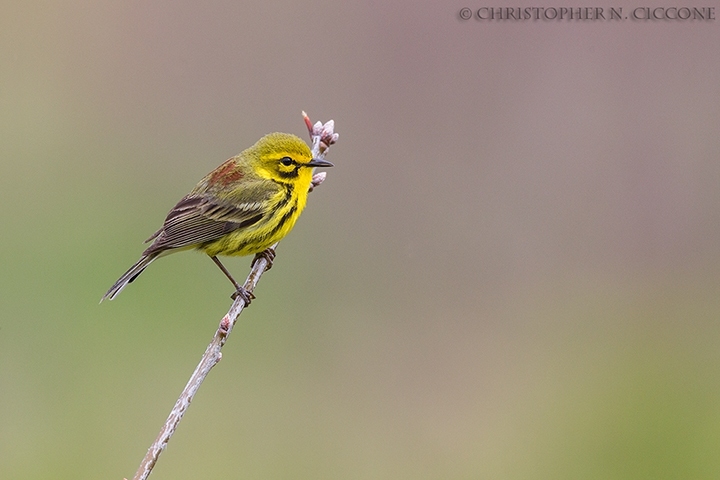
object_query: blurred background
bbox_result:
[1,1,719,479]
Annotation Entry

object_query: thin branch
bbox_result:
[129,113,338,480]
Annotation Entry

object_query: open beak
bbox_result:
[307,158,334,168]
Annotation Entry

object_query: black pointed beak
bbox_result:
[307,158,334,168]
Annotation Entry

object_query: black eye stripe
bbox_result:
[277,167,299,179]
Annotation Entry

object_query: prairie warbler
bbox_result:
[102,132,333,303]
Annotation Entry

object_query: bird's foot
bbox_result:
[251,247,276,271]
[231,286,255,305]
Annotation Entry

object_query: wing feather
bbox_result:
[143,192,270,255]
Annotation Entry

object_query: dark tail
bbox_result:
[101,253,159,302]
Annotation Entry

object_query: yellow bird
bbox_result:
[102,132,333,303]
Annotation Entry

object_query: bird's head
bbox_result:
[251,132,333,185]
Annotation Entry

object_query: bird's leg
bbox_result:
[251,247,276,271]
[210,255,255,305]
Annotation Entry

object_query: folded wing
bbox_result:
[143,193,269,255]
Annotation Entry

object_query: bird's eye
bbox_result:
[280,157,293,166]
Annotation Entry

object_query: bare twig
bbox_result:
[130,112,337,480]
